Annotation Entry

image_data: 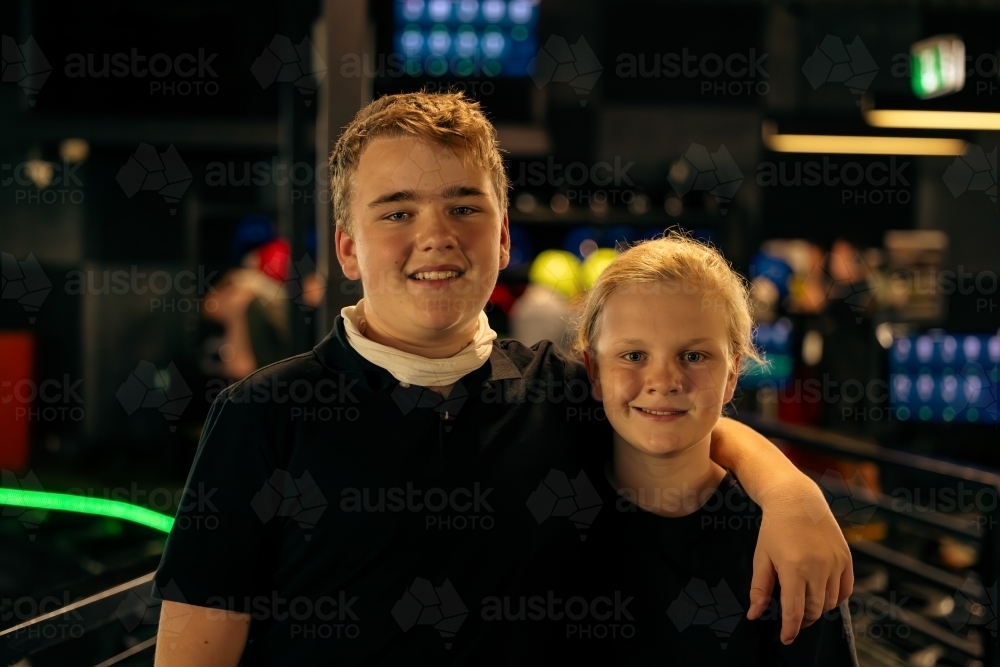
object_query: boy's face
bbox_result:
[336,136,509,340]
[585,282,738,457]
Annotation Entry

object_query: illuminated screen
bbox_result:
[394,0,540,78]
[889,332,999,423]
[740,317,794,389]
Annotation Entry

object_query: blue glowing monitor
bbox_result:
[394,0,540,78]
[889,332,999,423]
[740,318,794,389]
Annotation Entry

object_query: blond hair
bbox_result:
[329,90,510,236]
[575,231,764,374]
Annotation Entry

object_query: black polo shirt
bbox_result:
[152,316,613,665]
[573,470,859,666]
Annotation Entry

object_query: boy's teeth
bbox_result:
[412,271,460,280]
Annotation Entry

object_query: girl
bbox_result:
[578,233,858,665]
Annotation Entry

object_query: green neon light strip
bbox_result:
[0,488,174,533]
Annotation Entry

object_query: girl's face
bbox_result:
[585,282,739,457]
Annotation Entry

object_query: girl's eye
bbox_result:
[683,352,704,363]
[623,351,644,363]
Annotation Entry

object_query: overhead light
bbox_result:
[550,193,569,214]
[864,109,1000,131]
[60,138,90,163]
[762,123,966,156]
[515,192,537,213]
[26,159,54,188]
[664,196,683,217]
[628,193,650,215]
[875,322,894,350]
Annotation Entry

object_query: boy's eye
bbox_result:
[452,205,477,215]
[683,352,705,363]
[385,211,408,222]
[622,351,644,363]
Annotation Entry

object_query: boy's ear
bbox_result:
[583,350,602,401]
[723,355,740,403]
[335,224,361,281]
[498,214,511,270]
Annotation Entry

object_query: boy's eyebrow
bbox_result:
[367,185,488,209]
[367,189,418,208]
[440,184,488,200]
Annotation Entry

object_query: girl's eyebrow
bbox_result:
[609,336,719,347]
[610,337,646,346]
[683,337,717,346]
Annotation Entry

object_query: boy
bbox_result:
[151,92,852,665]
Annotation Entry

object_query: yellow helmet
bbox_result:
[580,248,619,290]
[528,250,584,299]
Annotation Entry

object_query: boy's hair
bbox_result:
[329,90,510,237]
[574,231,765,374]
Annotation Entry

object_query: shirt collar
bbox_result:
[313,315,522,392]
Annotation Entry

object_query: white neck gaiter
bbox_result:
[340,299,497,387]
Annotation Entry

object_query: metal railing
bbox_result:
[740,415,999,667]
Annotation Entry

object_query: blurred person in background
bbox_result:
[783,238,884,540]
[295,228,328,348]
[509,249,584,354]
[749,249,794,325]
[816,238,880,435]
[202,214,292,380]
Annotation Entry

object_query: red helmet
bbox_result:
[257,238,290,283]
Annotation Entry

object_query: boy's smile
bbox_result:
[336,136,509,358]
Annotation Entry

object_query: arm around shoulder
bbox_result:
[709,417,854,643]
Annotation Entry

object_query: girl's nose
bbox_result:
[645,359,684,395]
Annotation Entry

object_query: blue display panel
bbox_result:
[394,0,539,78]
[740,318,794,389]
[889,332,999,423]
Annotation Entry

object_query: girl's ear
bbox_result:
[583,350,603,401]
[723,354,740,403]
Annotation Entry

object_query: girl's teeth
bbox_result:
[413,271,459,280]
[641,408,683,416]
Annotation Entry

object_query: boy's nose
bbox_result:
[416,209,457,252]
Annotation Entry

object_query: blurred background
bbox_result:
[1,0,997,665]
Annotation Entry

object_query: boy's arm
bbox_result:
[709,417,853,645]
[154,601,250,667]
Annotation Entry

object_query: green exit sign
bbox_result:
[911,35,965,99]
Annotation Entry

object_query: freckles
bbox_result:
[692,383,725,408]
[609,372,639,399]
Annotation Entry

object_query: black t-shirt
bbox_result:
[574,469,859,667]
[152,316,613,665]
